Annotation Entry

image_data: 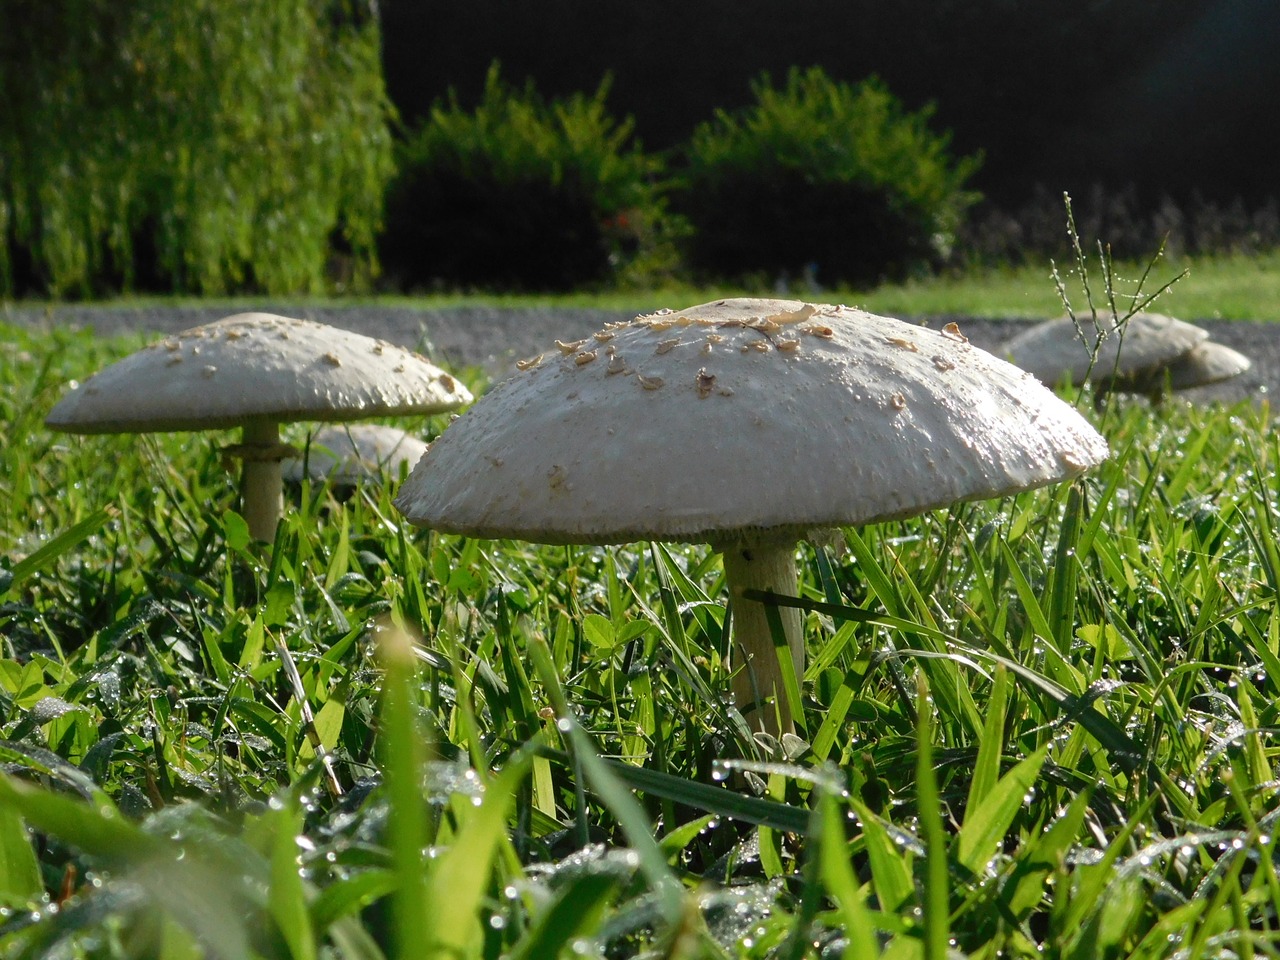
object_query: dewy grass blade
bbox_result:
[265,799,318,960]
[816,792,879,958]
[558,721,686,931]
[0,776,257,958]
[0,804,42,905]
[956,742,1050,878]
[762,600,807,737]
[275,637,343,799]
[507,871,626,960]
[1047,484,1084,653]
[1,506,117,602]
[915,675,951,960]
[596,758,811,834]
[850,798,915,916]
[426,741,537,958]
[527,637,685,927]
[966,664,1009,812]
[1000,788,1091,922]
[810,665,867,763]
[374,617,432,960]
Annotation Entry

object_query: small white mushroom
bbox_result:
[284,423,429,486]
[1003,312,1208,389]
[46,313,472,541]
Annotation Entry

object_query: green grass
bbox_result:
[11,247,1274,321]
[2,305,1280,957]
[856,248,1280,321]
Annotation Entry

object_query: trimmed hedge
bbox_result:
[675,66,982,286]
[380,65,675,292]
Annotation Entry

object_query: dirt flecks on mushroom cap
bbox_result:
[395,297,1109,546]
[45,312,473,434]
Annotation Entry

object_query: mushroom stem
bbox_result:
[240,420,284,541]
[721,540,804,736]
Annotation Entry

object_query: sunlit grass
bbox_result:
[8,248,1280,321]
[1,319,1280,956]
[855,248,1280,320]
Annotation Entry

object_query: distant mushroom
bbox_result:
[394,298,1109,735]
[1126,340,1253,399]
[46,313,470,540]
[1002,311,1252,401]
[284,423,429,487]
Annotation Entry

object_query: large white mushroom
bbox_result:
[46,313,471,540]
[394,298,1109,735]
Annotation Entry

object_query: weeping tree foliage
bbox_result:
[0,0,395,298]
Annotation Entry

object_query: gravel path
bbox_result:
[3,301,1274,403]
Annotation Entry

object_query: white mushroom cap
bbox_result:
[45,313,471,433]
[394,298,1110,546]
[1130,340,1253,394]
[284,423,429,484]
[1003,312,1209,387]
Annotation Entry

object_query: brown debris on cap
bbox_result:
[45,312,472,434]
[395,297,1109,546]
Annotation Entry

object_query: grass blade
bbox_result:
[1,506,117,601]
[915,675,950,960]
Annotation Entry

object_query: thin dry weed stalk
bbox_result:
[1050,191,1188,411]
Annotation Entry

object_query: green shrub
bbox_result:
[379,64,676,292]
[0,0,395,298]
[677,66,982,287]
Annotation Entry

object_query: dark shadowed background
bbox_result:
[382,0,1280,212]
